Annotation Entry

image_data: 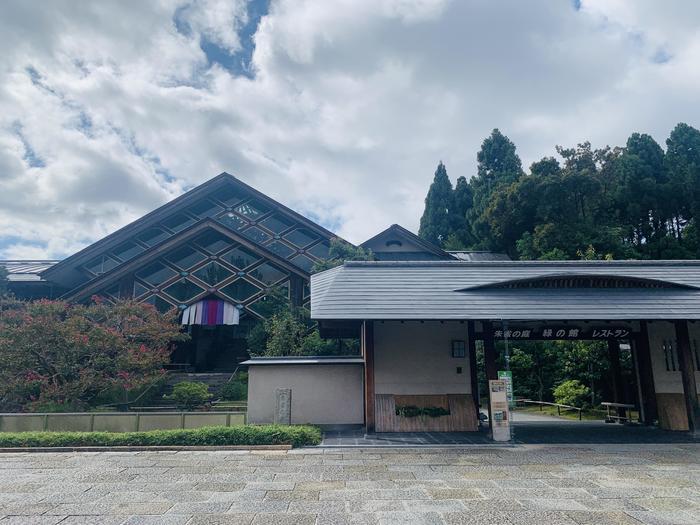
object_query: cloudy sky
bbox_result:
[1,0,699,259]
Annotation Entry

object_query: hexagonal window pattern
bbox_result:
[234,199,269,219]
[266,240,295,258]
[241,226,271,244]
[142,295,175,313]
[188,199,223,218]
[164,246,207,270]
[215,185,248,207]
[290,253,315,272]
[163,279,205,303]
[162,213,196,233]
[284,228,319,248]
[84,255,119,276]
[307,241,331,259]
[221,245,261,269]
[192,261,233,286]
[260,214,294,234]
[111,241,145,262]
[137,227,170,247]
[218,213,248,231]
[193,230,231,254]
[247,285,290,318]
[136,261,178,287]
[220,279,261,302]
[249,262,287,286]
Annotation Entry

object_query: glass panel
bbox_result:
[221,245,261,269]
[193,230,231,254]
[290,253,315,272]
[133,281,149,298]
[163,279,205,302]
[303,281,311,299]
[218,213,248,231]
[192,261,233,286]
[164,246,206,270]
[241,226,271,244]
[247,282,290,318]
[307,241,331,259]
[188,199,223,218]
[136,261,178,286]
[142,294,175,313]
[161,213,196,233]
[260,214,294,234]
[284,228,318,248]
[249,262,287,286]
[215,185,247,207]
[234,199,269,219]
[95,283,120,301]
[220,279,261,302]
[137,227,170,247]
[112,241,145,262]
[84,255,119,275]
[266,240,295,258]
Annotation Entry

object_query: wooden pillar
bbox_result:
[362,320,375,433]
[467,321,480,417]
[607,339,626,418]
[674,320,700,434]
[482,321,498,436]
[482,321,498,380]
[635,321,658,425]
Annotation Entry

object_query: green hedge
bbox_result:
[0,425,321,448]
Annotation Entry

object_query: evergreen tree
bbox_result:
[418,161,453,246]
[446,176,474,249]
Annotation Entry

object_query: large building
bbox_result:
[2,173,480,371]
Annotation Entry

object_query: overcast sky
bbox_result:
[1,0,699,259]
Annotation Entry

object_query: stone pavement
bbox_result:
[0,444,698,524]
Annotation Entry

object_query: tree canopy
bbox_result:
[418,123,700,260]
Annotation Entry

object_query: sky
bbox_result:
[1,0,700,259]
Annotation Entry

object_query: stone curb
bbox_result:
[0,444,292,453]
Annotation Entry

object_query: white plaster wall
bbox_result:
[646,321,700,394]
[374,321,471,395]
[247,364,364,425]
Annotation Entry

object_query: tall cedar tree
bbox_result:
[418,162,453,246]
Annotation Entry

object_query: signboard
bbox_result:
[498,370,514,408]
[489,379,511,442]
[491,326,632,340]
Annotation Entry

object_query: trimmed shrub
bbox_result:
[220,380,247,401]
[553,379,590,408]
[164,382,212,409]
[0,425,322,448]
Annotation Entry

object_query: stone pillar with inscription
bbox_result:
[274,388,292,425]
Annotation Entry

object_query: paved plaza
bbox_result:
[0,444,699,525]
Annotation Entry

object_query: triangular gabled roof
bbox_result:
[43,172,345,292]
[361,224,453,260]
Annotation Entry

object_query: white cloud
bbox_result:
[0,0,699,258]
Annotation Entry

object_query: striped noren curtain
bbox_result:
[180,299,239,326]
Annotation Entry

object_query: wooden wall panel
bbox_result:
[657,393,689,431]
[375,394,478,432]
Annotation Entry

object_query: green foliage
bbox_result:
[553,380,591,408]
[419,161,454,246]
[420,122,700,260]
[0,425,322,448]
[164,381,212,409]
[395,405,450,418]
[220,374,248,401]
[311,238,374,273]
[0,265,8,297]
[0,298,188,412]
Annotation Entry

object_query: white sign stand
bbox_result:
[489,379,511,442]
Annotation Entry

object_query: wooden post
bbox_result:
[635,322,658,425]
[482,321,498,436]
[608,339,626,418]
[482,321,498,381]
[467,321,480,418]
[362,320,375,433]
[674,320,700,434]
